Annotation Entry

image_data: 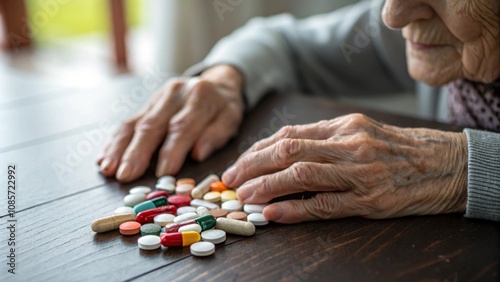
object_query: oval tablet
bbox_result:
[119,221,141,235]
[178,223,202,233]
[177,206,197,216]
[243,204,268,214]
[226,211,247,221]
[156,183,175,193]
[196,206,210,217]
[168,195,192,207]
[201,229,226,244]
[138,235,161,250]
[124,193,146,207]
[203,191,221,203]
[154,214,175,227]
[175,184,195,196]
[220,190,237,202]
[176,178,196,186]
[129,186,152,195]
[190,199,219,210]
[209,208,228,218]
[157,175,176,185]
[174,212,198,223]
[221,200,242,212]
[190,242,215,257]
[114,206,134,215]
[247,213,269,226]
[146,190,169,200]
[210,181,228,192]
[140,223,162,236]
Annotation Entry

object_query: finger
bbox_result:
[156,82,223,176]
[262,192,359,224]
[98,117,138,176]
[238,120,336,159]
[224,138,333,187]
[116,83,184,182]
[191,105,242,161]
[236,162,352,204]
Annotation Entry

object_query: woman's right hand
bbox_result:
[97,65,245,182]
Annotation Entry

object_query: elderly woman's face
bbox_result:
[382,0,500,85]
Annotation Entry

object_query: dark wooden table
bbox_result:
[1,77,498,282]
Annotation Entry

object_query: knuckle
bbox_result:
[275,139,301,166]
[169,115,194,134]
[290,162,314,189]
[276,125,295,139]
[306,193,339,220]
[136,115,164,131]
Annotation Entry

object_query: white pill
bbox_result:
[247,213,269,226]
[124,193,146,207]
[178,224,202,233]
[196,206,210,216]
[157,175,176,185]
[177,206,197,216]
[190,199,220,210]
[174,212,198,223]
[175,184,195,196]
[191,174,220,199]
[114,206,134,215]
[129,186,152,195]
[221,200,243,212]
[138,235,161,250]
[156,183,176,193]
[190,242,215,257]
[154,214,175,226]
[201,229,226,244]
[243,204,268,214]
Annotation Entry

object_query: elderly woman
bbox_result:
[98,0,500,222]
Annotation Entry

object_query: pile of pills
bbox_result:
[91,174,269,257]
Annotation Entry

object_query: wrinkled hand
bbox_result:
[98,65,245,182]
[222,114,468,223]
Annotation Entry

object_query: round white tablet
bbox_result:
[178,224,202,233]
[156,183,176,193]
[221,200,243,212]
[190,242,215,257]
[138,235,161,250]
[114,206,134,215]
[177,206,197,216]
[129,186,152,195]
[174,212,198,223]
[175,184,195,196]
[154,214,176,226]
[124,193,146,207]
[243,204,268,214]
[201,229,226,244]
[157,175,176,185]
[247,213,269,226]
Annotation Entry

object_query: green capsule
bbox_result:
[133,196,168,215]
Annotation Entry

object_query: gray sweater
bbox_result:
[187,0,500,221]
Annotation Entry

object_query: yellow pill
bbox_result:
[221,190,237,202]
[203,191,221,203]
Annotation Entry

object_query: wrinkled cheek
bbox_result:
[462,43,500,82]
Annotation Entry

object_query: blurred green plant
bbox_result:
[25,0,143,43]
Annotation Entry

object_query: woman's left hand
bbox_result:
[222,114,468,223]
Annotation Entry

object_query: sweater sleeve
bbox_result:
[185,0,414,110]
[464,128,500,221]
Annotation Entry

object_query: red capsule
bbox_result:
[135,205,177,224]
[146,190,169,200]
[161,231,200,247]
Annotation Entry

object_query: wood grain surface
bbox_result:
[0,79,498,282]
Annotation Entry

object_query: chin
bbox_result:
[407,59,460,86]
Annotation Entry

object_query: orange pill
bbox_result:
[176,178,196,186]
[226,211,247,221]
[209,208,228,218]
[119,221,141,235]
[210,181,228,192]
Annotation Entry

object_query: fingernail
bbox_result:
[100,158,112,173]
[222,166,236,185]
[117,162,133,181]
[236,182,253,202]
[264,204,283,221]
[198,143,212,161]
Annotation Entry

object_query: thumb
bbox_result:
[262,192,357,224]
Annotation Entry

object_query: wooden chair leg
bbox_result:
[109,0,128,71]
[0,0,31,51]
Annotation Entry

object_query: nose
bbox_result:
[382,0,435,29]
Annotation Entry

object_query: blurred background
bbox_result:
[0,0,441,119]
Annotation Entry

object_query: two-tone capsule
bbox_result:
[161,231,200,247]
[135,205,177,224]
[165,215,216,233]
[133,196,168,215]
